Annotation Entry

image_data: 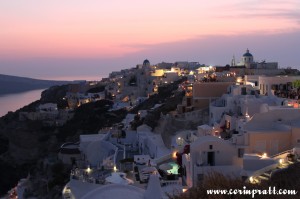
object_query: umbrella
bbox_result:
[159,163,172,171]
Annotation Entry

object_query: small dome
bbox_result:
[243,49,253,57]
[143,59,150,66]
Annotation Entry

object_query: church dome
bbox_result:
[143,59,150,66]
[243,49,253,57]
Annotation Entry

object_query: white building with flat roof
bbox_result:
[79,134,117,167]
[182,135,242,187]
[209,84,282,125]
[182,83,300,187]
[258,75,300,96]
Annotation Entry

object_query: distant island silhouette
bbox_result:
[0,74,73,95]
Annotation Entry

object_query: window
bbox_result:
[209,145,213,150]
[241,87,246,95]
[225,120,230,129]
[238,148,244,158]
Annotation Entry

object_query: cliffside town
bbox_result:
[1,52,300,198]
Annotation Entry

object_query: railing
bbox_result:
[154,153,172,165]
[247,149,295,182]
[270,149,292,159]
[70,169,110,184]
[161,178,182,186]
[250,163,278,179]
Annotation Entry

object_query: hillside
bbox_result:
[0,74,71,95]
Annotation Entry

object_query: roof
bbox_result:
[81,184,145,199]
[59,148,80,154]
[84,140,117,166]
[80,134,107,143]
[143,59,150,65]
[105,172,133,185]
[66,179,100,199]
[144,175,164,199]
[137,124,152,132]
[244,123,291,132]
[191,136,228,148]
[198,124,212,130]
[244,109,300,132]
[146,133,171,157]
[291,120,300,128]
[243,49,253,57]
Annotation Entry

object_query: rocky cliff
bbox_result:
[0,83,127,197]
[0,100,60,196]
[0,78,186,197]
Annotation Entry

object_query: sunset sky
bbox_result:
[1,0,300,80]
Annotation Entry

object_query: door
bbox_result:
[207,152,215,166]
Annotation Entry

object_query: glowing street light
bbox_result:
[262,153,267,158]
[249,176,254,183]
[177,137,183,146]
[279,159,284,165]
[86,166,92,174]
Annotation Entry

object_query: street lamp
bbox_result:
[86,165,92,174]
[177,137,183,146]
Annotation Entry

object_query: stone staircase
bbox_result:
[249,149,300,184]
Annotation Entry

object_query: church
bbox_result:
[227,49,283,76]
[232,49,278,69]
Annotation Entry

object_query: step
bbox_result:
[261,173,270,178]
[257,175,269,181]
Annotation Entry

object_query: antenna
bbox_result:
[231,55,236,66]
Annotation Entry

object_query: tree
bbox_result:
[292,80,300,89]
